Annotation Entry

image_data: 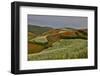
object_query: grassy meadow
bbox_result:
[28,25,88,61]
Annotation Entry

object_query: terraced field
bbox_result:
[28,39,88,60]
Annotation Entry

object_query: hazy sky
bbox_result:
[28,15,87,29]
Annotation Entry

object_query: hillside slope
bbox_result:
[28,25,52,35]
[28,26,88,60]
[28,39,87,60]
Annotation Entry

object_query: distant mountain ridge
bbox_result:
[28,25,53,35]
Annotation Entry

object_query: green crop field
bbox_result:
[28,39,88,60]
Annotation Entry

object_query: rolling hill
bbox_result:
[28,25,88,60]
[28,25,52,35]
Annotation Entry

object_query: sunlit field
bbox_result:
[28,39,87,60]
